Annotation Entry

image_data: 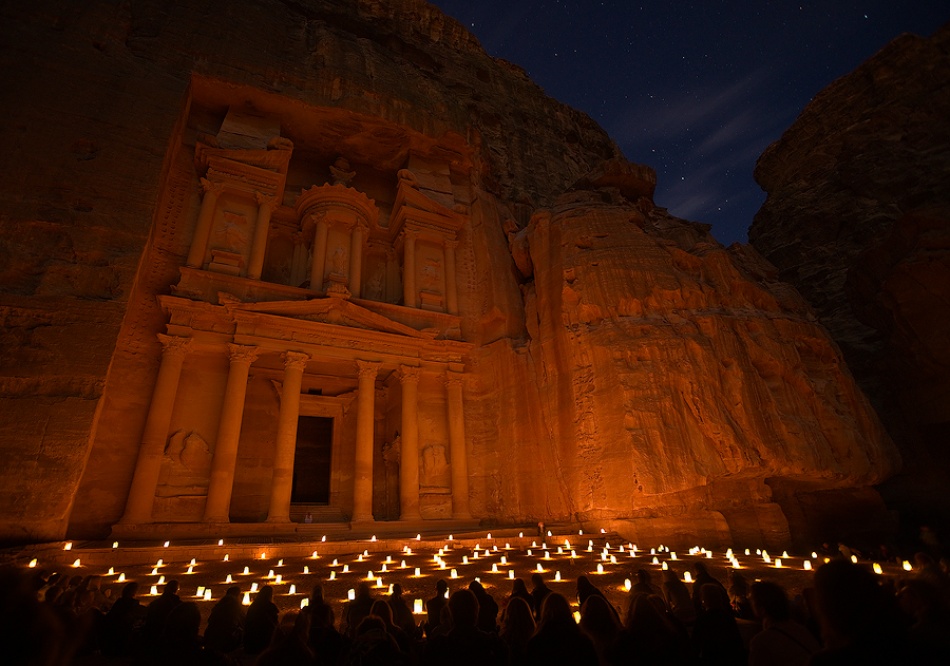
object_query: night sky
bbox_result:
[429,1,948,245]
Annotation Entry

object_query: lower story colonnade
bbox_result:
[113,293,474,537]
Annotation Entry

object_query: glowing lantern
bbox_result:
[803,560,812,571]
[196,586,205,597]
[596,563,604,574]
[775,559,782,569]
[64,542,72,551]
[555,571,562,582]
[652,557,659,565]
[610,555,617,565]
[300,598,308,609]
[573,611,581,623]
[260,553,267,560]
[343,565,349,573]
[223,554,229,562]
[463,556,469,565]
[536,563,543,573]
[312,551,319,559]
[28,559,37,568]
[706,551,712,559]
[242,592,251,605]
[218,539,224,546]
[684,571,693,583]
[873,563,883,575]
[414,599,424,614]
[661,562,668,571]
[107,567,114,576]
[509,570,515,580]
[151,568,159,576]
[487,533,492,539]
[500,556,507,565]
[812,552,818,559]
[117,573,126,582]
[850,555,858,564]
[72,559,81,568]
[112,541,118,549]
[304,566,310,575]
[401,560,407,568]
[322,536,327,542]
[289,584,297,594]
[251,583,258,593]
[670,552,677,560]
[329,572,336,581]
[243,567,250,575]
[267,570,275,579]
[414,568,421,577]
[347,589,355,601]
[491,564,499,573]
[624,578,632,592]
[371,535,377,542]
[277,559,284,567]
[157,559,163,567]
[203,589,212,601]
[275,575,282,585]
[451,569,458,579]
[158,576,166,585]
[903,561,913,571]
[150,585,158,596]
[332,559,339,566]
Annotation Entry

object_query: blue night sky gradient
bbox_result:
[429,1,948,245]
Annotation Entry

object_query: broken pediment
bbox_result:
[229,296,435,339]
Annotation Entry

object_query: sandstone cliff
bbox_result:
[750,23,950,525]
[0,0,897,548]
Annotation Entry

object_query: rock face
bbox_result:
[0,0,896,548]
[750,23,950,525]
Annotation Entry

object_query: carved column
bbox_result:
[402,230,417,308]
[352,360,380,523]
[310,214,329,293]
[445,239,459,315]
[186,179,223,268]
[349,223,364,298]
[247,193,276,280]
[204,344,259,522]
[266,351,310,523]
[399,366,422,521]
[445,369,472,519]
[119,335,191,525]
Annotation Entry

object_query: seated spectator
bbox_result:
[499,596,535,665]
[526,592,597,666]
[691,583,745,665]
[244,585,279,655]
[578,594,620,665]
[748,581,820,666]
[203,586,245,655]
[256,609,314,666]
[423,588,507,665]
[346,615,407,665]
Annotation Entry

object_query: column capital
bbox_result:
[443,370,464,389]
[227,343,260,365]
[402,228,419,241]
[254,191,277,208]
[283,351,311,371]
[356,359,381,380]
[444,238,459,250]
[158,334,192,359]
[399,365,421,385]
[200,177,225,196]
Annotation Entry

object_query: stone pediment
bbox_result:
[229,297,435,339]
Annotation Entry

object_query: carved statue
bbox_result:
[381,433,401,519]
[329,157,356,186]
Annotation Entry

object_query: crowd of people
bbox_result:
[4,546,950,665]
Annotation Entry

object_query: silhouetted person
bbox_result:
[727,571,753,620]
[747,581,820,666]
[530,572,552,621]
[244,584,279,655]
[609,592,691,666]
[526,592,597,666]
[499,596,535,664]
[343,582,375,638]
[468,580,499,633]
[388,583,418,638]
[503,578,533,618]
[691,561,726,616]
[101,580,144,657]
[691,583,745,666]
[576,575,608,609]
[307,600,349,666]
[203,586,244,655]
[0,565,82,666]
[632,568,661,597]
[371,599,413,656]
[897,578,950,662]
[346,615,407,665]
[662,568,697,625]
[140,601,230,666]
[423,588,507,665]
[144,579,181,646]
[425,579,448,637]
[256,609,314,666]
[810,559,917,665]
[578,594,620,666]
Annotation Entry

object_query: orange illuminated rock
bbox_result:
[0,0,898,549]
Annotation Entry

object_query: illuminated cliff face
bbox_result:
[0,0,896,548]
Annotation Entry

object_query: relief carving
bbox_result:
[420,442,450,490]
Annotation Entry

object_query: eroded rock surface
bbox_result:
[750,23,950,524]
[0,0,898,547]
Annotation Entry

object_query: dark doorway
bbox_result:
[292,416,333,504]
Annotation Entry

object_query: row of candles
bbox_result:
[30,532,915,607]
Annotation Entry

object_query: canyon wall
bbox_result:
[0,0,897,548]
[750,23,950,527]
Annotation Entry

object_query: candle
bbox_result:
[203,589,211,601]
[414,599,424,614]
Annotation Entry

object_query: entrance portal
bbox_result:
[292,416,333,504]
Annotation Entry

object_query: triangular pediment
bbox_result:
[229,297,434,338]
